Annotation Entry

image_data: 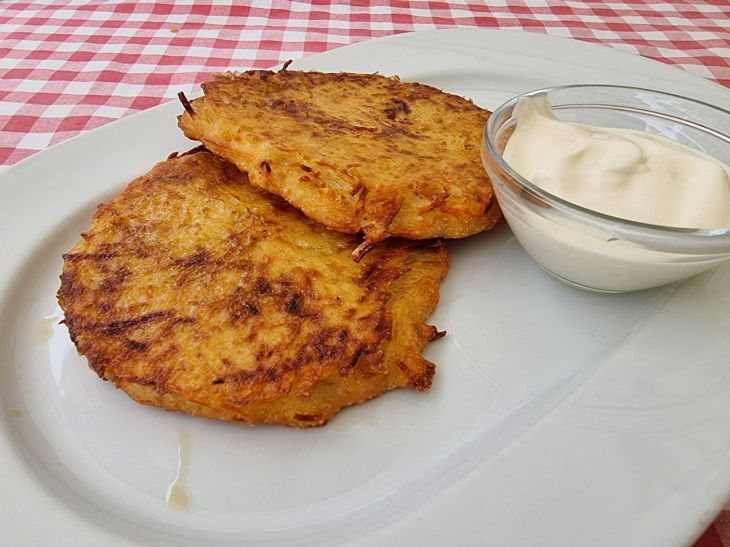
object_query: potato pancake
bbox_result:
[58,151,449,427]
[177,69,501,260]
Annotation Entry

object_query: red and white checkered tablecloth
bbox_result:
[1,1,729,545]
[1,0,728,167]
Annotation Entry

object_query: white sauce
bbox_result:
[503,94,730,229]
[492,94,730,292]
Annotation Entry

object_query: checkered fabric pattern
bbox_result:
[0,1,729,545]
[0,0,728,166]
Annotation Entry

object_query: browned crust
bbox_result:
[178,70,502,256]
[58,151,449,427]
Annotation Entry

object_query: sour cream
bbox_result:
[503,94,730,229]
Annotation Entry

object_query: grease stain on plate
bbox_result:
[34,315,58,344]
[5,408,21,418]
[166,429,191,510]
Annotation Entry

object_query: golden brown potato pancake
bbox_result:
[58,151,449,427]
[177,69,501,260]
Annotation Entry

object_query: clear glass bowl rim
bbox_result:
[483,84,730,241]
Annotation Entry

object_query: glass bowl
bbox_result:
[481,85,730,293]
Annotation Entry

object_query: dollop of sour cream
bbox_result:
[503,94,730,228]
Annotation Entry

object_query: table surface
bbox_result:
[1,1,729,545]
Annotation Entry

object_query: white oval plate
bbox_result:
[1,29,729,547]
